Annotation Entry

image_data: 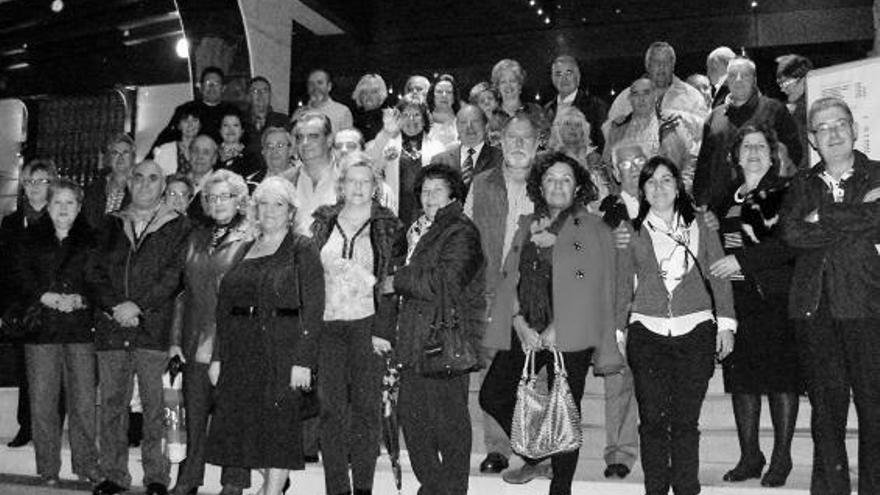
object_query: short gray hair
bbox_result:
[644,41,676,68]
[201,169,249,213]
[253,176,298,210]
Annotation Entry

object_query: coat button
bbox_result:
[573,218,581,226]
[576,270,585,279]
[574,242,583,251]
[502,270,507,278]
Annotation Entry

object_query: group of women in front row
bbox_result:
[4,119,798,495]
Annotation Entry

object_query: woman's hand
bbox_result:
[616,330,627,361]
[372,336,392,355]
[716,329,735,361]
[709,255,742,279]
[702,210,720,232]
[113,301,142,324]
[208,361,221,386]
[378,276,395,295]
[513,315,541,352]
[540,324,557,349]
[40,292,62,309]
[613,225,631,250]
[382,108,401,135]
[290,366,312,390]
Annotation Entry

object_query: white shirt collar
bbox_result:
[620,190,640,219]
[557,89,578,106]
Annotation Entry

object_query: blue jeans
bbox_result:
[97,349,169,487]
[25,343,98,479]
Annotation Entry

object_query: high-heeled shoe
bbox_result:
[723,454,766,482]
[761,462,792,487]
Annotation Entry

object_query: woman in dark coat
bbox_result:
[311,151,405,495]
[479,152,622,495]
[15,179,98,485]
[169,170,253,495]
[206,176,324,495]
[711,125,800,487]
[381,163,485,495]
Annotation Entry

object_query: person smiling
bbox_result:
[617,156,736,495]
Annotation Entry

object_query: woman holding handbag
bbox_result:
[616,156,736,495]
[379,163,485,495]
[310,151,405,495]
[479,152,622,495]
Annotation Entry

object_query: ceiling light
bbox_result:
[544,17,550,24]
[529,0,535,5]
[6,62,30,70]
[50,0,63,13]
[537,8,543,15]
[750,1,758,7]
[175,38,189,58]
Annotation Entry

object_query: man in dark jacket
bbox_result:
[87,160,190,495]
[780,97,880,495]
[543,55,608,154]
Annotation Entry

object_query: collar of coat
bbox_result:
[113,203,181,244]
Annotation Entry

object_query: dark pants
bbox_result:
[479,346,592,495]
[25,343,97,479]
[14,343,31,437]
[318,318,383,495]
[627,321,716,495]
[97,349,169,488]
[399,371,471,495]
[176,362,250,491]
[796,298,880,495]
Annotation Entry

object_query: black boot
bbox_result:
[723,393,766,482]
[762,392,798,487]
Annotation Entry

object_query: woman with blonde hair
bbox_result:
[352,73,390,142]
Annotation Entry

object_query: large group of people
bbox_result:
[1,39,878,495]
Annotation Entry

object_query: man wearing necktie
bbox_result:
[431,103,503,191]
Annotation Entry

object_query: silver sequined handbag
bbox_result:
[510,349,582,458]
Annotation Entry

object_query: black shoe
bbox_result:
[170,485,198,495]
[761,462,792,487]
[93,479,126,495]
[723,454,766,482]
[282,478,290,494]
[7,430,31,447]
[479,452,509,473]
[303,454,319,463]
[218,486,243,495]
[146,482,169,495]
[603,463,630,479]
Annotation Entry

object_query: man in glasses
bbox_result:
[780,96,880,495]
[153,67,238,150]
[244,76,289,155]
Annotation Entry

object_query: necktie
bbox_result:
[462,147,475,186]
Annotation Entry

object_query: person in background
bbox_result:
[352,73,391,142]
[780,97,880,495]
[163,174,194,216]
[169,170,253,495]
[82,133,134,229]
[206,177,323,495]
[185,135,220,225]
[426,73,460,147]
[480,152,622,495]
[712,124,800,488]
[244,76,289,156]
[616,156,736,495]
[0,159,57,449]
[404,75,431,103]
[706,47,736,109]
[543,54,609,154]
[14,179,99,485]
[289,112,339,236]
[334,129,397,212]
[153,67,237,149]
[311,152,405,495]
[491,59,549,146]
[218,107,259,178]
[292,69,354,134]
[775,54,813,173]
[245,126,296,191]
[467,114,538,480]
[469,81,500,118]
[431,104,503,189]
[153,103,201,176]
[383,163,485,495]
[685,74,713,110]
[548,106,609,206]
[87,159,190,495]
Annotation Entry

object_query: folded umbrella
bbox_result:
[380,354,402,493]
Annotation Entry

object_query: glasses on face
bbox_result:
[401,112,423,121]
[553,69,576,79]
[167,190,191,199]
[777,78,800,90]
[811,118,852,139]
[265,142,290,151]
[23,178,50,186]
[206,193,238,204]
[617,157,647,170]
[203,81,222,89]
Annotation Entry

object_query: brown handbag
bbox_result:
[510,349,582,458]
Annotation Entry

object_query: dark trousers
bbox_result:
[796,298,880,495]
[97,349,169,488]
[14,343,32,437]
[627,321,716,495]
[399,371,471,495]
[176,362,250,490]
[479,346,592,495]
[318,318,382,495]
[25,343,97,479]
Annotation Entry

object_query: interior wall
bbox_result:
[239,0,293,114]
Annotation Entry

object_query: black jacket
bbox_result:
[310,201,406,341]
[81,173,131,230]
[87,204,191,351]
[780,150,880,319]
[393,202,486,370]
[15,216,96,344]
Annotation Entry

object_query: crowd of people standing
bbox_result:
[1,39,879,495]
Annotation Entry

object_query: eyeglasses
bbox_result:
[401,112,423,121]
[203,81,222,89]
[265,142,290,151]
[23,178,50,186]
[777,78,801,90]
[206,193,238,204]
[166,191,191,199]
[811,119,852,139]
[617,157,646,170]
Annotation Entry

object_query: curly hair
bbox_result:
[633,155,696,231]
[729,123,781,183]
[413,163,467,208]
[526,151,598,215]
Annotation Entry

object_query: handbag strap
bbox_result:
[553,349,568,378]
[520,350,536,381]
